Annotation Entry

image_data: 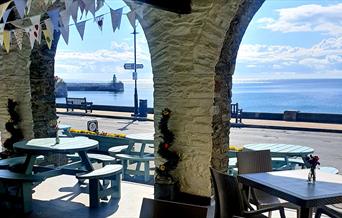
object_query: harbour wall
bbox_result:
[56,104,342,124]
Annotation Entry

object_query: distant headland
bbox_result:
[55,74,124,98]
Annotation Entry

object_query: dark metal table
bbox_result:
[238,169,342,218]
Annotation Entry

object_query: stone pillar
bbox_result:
[132,0,264,199]
[30,31,61,138]
[0,37,34,144]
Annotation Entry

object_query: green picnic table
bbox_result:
[243,143,314,169]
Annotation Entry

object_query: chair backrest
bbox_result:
[237,150,272,174]
[139,198,208,218]
[210,167,244,218]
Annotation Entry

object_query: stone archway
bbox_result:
[0,0,264,201]
[131,0,265,199]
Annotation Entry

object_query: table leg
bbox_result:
[23,154,37,175]
[300,207,313,218]
[78,151,94,171]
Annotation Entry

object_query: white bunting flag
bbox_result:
[0,1,11,20]
[127,10,136,29]
[3,30,10,53]
[26,0,32,15]
[25,26,35,49]
[30,15,42,44]
[44,18,54,36]
[43,29,53,49]
[13,29,24,50]
[59,10,71,28]
[60,25,69,44]
[70,1,79,23]
[95,15,104,31]
[2,8,13,23]
[110,7,123,33]
[0,23,4,47]
[47,9,60,30]
[75,20,86,40]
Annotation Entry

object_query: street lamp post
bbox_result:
[132,21,139,117]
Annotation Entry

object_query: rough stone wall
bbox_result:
[212,0,264,171]
[0,38,34,144]
[134,0,263,197]
[30,31,60,138]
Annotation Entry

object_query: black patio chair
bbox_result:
[210,167,286,218]
[315,204,342,218]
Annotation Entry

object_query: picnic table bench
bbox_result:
[66,97,93,113]
[231,103,243,123]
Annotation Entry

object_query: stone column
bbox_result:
[132,0,264,199]
[0,37,34,144]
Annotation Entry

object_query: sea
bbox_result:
[56,79,342,114]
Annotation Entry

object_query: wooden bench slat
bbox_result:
[108,145,129,154]
[76,164,122,179]
[115,154,154,161]
[0,156,26,167]
[87,153,116,162]
[0,169,45,182]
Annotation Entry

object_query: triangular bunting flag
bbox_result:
[44,18,54,36]
[2,7,13,23]
[95,15,104,31]
[75,20,86,40]
[96,0,104,11]
[79,0,86,16]
[127,10,136,29]
[25,26,36,49]
[0,23,4,47]
[43,29,53,49]
[13,29,24,50]
[59,10,71,28]
[59,25,69,44]
[110,7,123,32]
[30,15,42,44]
[70,1,79,23]
[0,1,11,20]
[26,0,32,15]
[13,0,26,18]
[3,30,10,53]
[47,8,60,30]
[82,0,95,16]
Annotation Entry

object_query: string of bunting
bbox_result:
[0,0,145,53]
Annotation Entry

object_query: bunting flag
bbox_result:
[110,7,123,32]
[70,1,79,23]
[13,29,24,50]
[0,1,11,20]
[135,5,145,19]
[127,10,136,29]
[2,8,13,24]
[3,30,10,53]
[60,25,69,44]
[65,0,73,13]
[26,0,32,15]
[75,20,86,40]
[43,29,53,49]
[13,0,26,18]
[95,15,104,31]
[44,18,54,36]
[59,10,71,28]
[0,23,4,47]
[96,0,104,11]
[25,26,36,48]
[79,0,86,17]
[30,15,42,44]
[47,8,60,30]
[83,0,95,16]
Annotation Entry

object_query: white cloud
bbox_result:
[257,3,342,36]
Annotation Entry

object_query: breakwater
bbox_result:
[56,104,342,124]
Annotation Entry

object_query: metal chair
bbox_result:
[315,204,342,218]
[139,197,208,218]
[210,167,286,218]
[237,150,300,218]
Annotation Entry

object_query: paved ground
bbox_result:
[59,113,342,172]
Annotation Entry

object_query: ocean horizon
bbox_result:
[56,79,342,114]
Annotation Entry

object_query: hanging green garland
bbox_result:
[156,108,180,182]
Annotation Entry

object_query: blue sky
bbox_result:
[55,0,342,84]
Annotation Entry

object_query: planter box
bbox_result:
[71,133,130,153]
